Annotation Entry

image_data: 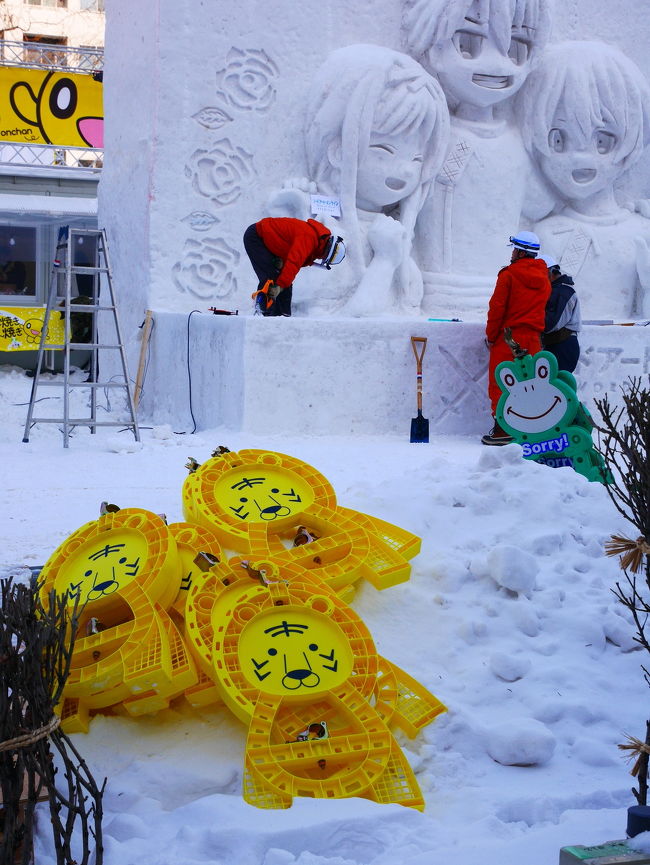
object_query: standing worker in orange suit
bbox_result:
[243,217,345,317]
[482,230,551,446]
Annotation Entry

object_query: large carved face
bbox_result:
[355,128,426,212]
[538,109,622,201]
[427,13,533,110]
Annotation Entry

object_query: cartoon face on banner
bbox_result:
[238,606,353,695]
[496,353,577,436]
[3,68,103,147]
[0,308,65,351]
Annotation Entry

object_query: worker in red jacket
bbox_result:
[243,217,345,316]
[482,230,551,446]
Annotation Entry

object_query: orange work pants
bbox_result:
[488,327,542,414]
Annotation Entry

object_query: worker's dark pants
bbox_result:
[544,335,580,373]
[243,224,293,316]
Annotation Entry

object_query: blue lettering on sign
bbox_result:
[536,456,574,469]
[521,432,569,457]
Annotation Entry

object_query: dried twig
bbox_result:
[595,378,650,806]
[0,579,104,865]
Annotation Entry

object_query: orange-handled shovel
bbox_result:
[410,336,429,443]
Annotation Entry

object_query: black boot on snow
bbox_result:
[481,421,514,446]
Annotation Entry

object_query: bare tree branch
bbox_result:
[595,377,650,806]
[0,579,104,865]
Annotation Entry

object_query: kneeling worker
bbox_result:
[243,217,345,316]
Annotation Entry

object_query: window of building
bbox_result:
[80,0,104,10]
[0,226,37,300]
[25,1,68,8]
[23,33,67,66]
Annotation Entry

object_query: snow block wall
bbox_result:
[142,318,650,437]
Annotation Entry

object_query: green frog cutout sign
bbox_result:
[493,347,608,484]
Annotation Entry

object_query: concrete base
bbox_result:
[140,314,650,437]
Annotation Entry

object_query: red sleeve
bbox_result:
[275,230,320,288]
[486,269,510,344]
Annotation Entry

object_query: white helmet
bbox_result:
[509,231,540,254]
[540,254,559,269]
[315,235,346,269]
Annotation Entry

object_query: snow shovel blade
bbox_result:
[410,410,429,443]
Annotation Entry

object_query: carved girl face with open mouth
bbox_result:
[428,15,533,111]
[539,112,622,201]
[355,129,426,212]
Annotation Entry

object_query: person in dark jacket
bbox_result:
[540,254,581,373]
[482,230,551,446]
[243,217,345,316]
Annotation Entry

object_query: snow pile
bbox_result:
[0,365,645,865]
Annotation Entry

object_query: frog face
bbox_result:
[498,355,571,434]
[238,606,353,696]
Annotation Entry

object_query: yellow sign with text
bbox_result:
[0,67,103,147]
[0,307,65,351]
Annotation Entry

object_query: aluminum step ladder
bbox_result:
[22,226,140,448]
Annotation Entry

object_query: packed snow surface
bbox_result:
[1,364,648,865]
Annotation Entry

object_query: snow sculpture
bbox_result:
[402,0,553,318]
[271,45,450,315]
[172,48,280,302]
[520,41,650,320]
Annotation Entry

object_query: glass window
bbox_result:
[0,226,37,299]
[25,1,68,8]
[80,0,104,10]
[72,232,99,301]
[23,33,67,66]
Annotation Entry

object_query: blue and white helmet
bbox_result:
[509,231,540,254]
[315,235,346,269]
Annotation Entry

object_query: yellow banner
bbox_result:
[0,67,103,147]
[0,307,65,351]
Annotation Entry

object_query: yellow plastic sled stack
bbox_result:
[38,448,446,811]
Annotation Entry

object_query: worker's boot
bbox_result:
[481,419,514,446]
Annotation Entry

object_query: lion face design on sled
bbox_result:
[239,609,353,694]
[189,559,442,811]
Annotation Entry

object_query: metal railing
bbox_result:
[0,40,103,72]
[0,142,103,171]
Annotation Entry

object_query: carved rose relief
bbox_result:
[185,139,255,206]
[215,47,279,112]
[172,236,240,299]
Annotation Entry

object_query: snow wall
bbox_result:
[142,319,650,437]
[99,0,650,435]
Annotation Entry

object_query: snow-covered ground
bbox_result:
[2,362,648,865]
